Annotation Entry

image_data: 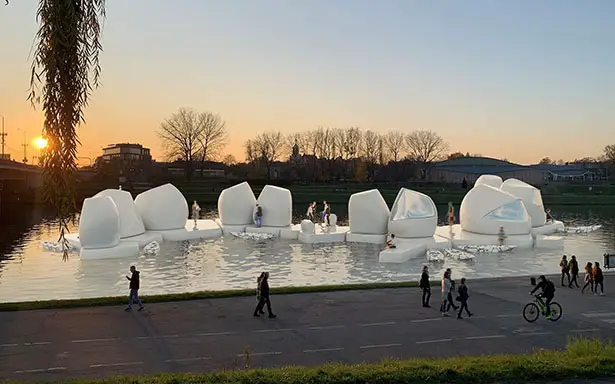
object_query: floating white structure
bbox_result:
[500,178,547,227]
[388,188,437,238]
[534,235,564,249]
[379,244,425,263]
[346,189,390,244]
[217,181,257,234]
[244,185,294,237]
[475,174,503,189]
[77,196,139,260]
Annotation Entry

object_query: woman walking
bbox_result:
[569,255,580,288]
[560,255,571,287]
[255,273,265,315]
[457,278,473,319]
[254,272,277,318]
[419,266,431,308]
[593,262,604,296]
[582,262,594,294]
[440,269,458,316]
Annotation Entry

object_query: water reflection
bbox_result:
[0,204,614,303]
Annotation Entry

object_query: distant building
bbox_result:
[429,156,604,186]
[157,160,226,178]
[95,143,153,181]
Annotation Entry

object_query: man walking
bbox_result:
[569,255,580,288]
[125,266,144,312]
[419,266,431,308]
[560,255,571,287]
[254,272,276,318]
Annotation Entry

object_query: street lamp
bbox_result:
[0,114,6,158]
[16,128,28,163]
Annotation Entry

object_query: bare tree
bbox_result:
[383,130,406,162]
[360,130,381,180]
[222,154,237,166]
[405,130,449,179]
[158,108,206,181]
[340,127,362,179]
[196,112,227,176]
[251,131,284,179]
[539,157,554,165]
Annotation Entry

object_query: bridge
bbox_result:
[0,159,43,204]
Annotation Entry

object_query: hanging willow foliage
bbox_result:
[7,0,106,260]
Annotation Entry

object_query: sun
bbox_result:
[34,137,48,150]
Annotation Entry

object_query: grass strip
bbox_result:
[8,338,615,384]
[0,280,429,312]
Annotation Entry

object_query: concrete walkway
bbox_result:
[1,274,615,381]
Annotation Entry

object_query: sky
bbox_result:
[0,0,614,166]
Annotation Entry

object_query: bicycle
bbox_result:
[523,294,562,323]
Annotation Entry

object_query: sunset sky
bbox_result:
[1,0,614,165]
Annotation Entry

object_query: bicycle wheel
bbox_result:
[523,302,540,323]
[549,302,563,321]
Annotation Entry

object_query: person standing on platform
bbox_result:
[192,200,201,229]
[254,272,276,318]
[419,266,431,308]
[569,255,580,288]
[448,202,455,229]
[255,204,263,227]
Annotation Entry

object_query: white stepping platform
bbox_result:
[298,225,349,244]
[80,242,140,260]
[150,220,222,242]
[531,220,565,236]
[215,219,247,235]
[534,235,565,249]
[64,231,162,250]
[346,232,387,245]
[280,224,302,240]
[398,235,451,250]
[246,225,291,237]
[435,224,534,249]
[379,243,426,263]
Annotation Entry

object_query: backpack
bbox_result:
[547,280,555,293]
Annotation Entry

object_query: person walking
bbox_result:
[569,255,580,288]
[593,262,604,296]
[307,202,315,222]
[440,269,458,316]
[560,255,571,287]
[457,278,473,319]
[125,266,144,312]
[419,266,431,308]
[582,262,594,294]
[254,272,277,318]
[255,273,265,315]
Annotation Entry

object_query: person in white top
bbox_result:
[386,233,397,248]
[191,201,201,229]
[307,202,315,222]
[440,268,459,316]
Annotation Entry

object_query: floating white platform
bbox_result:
[280,224,302,240]
[150,220,222,242]
[230,232,275,240]
[245,225,292,237]
[435,225,534,249]
[346,232,387,245]
[379,244,426,263]
[534,235,564,249]
[80,242,140,261]
[426,249,445,262]
[442,248,475,261]
[63,231,162,250]
[563,225,602,234]
[531,220,565,236]
[456,244,516,254]
[215,219,247,235]
[298,225,349,244]
[398,235,451,250]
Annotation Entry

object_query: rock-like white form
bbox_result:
[379,244,425,263]
[456,244,517,254]
[298,225,349,244]
[301,219,315,234]
[475,174,503,188]
[218,182,257,225]
[95,189,146,238]
[79,196,121,249]
[81,242,139,260]
[324,213,338,227]
[388,188,437,238]
[500,178,546,227]
[460,184,531,235]
[534,235,564,249]
[348,189,390,234]
[135,183,188,230]
[256,185,292,227]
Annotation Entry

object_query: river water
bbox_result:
[0,204,613,303]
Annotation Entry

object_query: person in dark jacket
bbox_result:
[593,262,604,296]
[419,266,431,308]
[255,272,265,315]
[569,255,580,288]
[125,266,144,312]
[560,255,571,287]
[530,275,555,319]
[254,272,276,318]
[457,278,473,319]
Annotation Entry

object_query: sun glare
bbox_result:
[34,137,48,149]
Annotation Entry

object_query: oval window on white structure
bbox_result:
[392,193,436,219]
[484,200,527,221]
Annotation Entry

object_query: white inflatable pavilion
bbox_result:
[475,174,503,189]
[217,182,257,234]
[388,188,437,238]
[246,185,294,237]
[346,189,390,244]
[500,178,546,227]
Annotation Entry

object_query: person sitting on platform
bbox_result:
[254,204,263,227]
[386,233,397,249]
[546,208,555,223]
[498,226,507,246]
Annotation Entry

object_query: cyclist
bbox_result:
[530,275,556,319]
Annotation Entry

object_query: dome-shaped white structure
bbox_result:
[348,189,390,235]
[94,189,145,238]
[256,185,292,227]
[460,184,531,235]
[388,188,437,238]
[134,183,188,230]
[79,196,121,249]
[500,178,546,227]
[475,174,503,189]
[218,182,257,225]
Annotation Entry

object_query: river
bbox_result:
[0,204,613,303]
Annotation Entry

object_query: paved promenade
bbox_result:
[2,274,615,381]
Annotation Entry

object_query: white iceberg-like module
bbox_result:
[246,225,291,237]
[346,233,387,244]
[500,178,546,227]
[255,185,293,227]
[149,219,222,242]
[436,224,534,249]
[280,224,302,240]
[298,225,349,244]
[534,235,564,249]
[562,225,602,234]
[143,241,160,256]
[94,189,146,238]
[460,184,531,235]
[388,188,437,238]
[398,236,451,250]
[475,174,503,188]
[531,220,565,236]
[379,243,426,263]
[348,189,390,235]
[40,240,74,253]
[442,248,475,261]
[426,249,445,262]
[135,183,188,230]
[218,182,257,225]
[456,244,517,254]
